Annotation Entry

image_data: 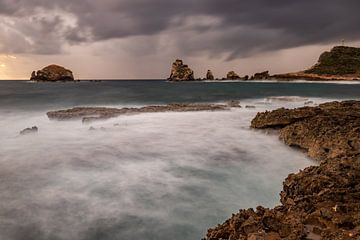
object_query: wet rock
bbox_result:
[20,126,38,135]
[47,103,230,122]
[227,100,241,108]
[205,100,360,240]
[245,105,256,109]
[30,65,74,82]
[168,59,194,81]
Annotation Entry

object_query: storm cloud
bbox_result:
[0,0,360,59]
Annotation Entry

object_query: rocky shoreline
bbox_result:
[205,100,360,240]
[46,102,241,123]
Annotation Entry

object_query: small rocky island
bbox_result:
[273,46,360,81]
[30,64,74,82]
[205,100,360,240]
[168,59,195,81]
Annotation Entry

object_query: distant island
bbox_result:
[168,46,360,81]
[30,65,75,82]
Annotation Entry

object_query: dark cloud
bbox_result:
[0,0,359,58]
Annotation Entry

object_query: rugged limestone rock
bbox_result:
[20,126,38,135]
[305,46,360,76]
[251,71,270,80]
[168,59,195,81]
[206,101,360,240]
[273,46,360,81]
[47,103,230,123]
[30,65,74,82]
[206,70,215,80]
[226,71,241,80]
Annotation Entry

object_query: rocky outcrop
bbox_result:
[273,46,360,81]
[206,101,360,240]
[226,71,241,80]
[47,103,234,123]
[168,59,194,81]
[251,71,270,80]
[206,70,215,80]
[30,65,74,82]
[20,126,38,135]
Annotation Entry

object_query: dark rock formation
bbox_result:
[30,65,74,82]
[47,103,230,123]
[226,71,241,80]
[251,71,270,80]
[272,46,360,81]
[168,59,194,81]
[206,101,360,240]
[206,70,215,80]
[227,100,241,108]
[20,126,38,135]
[305,46,360,76]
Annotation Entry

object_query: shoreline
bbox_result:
[205,100,360,239]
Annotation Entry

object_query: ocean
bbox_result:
[0,80,359,240]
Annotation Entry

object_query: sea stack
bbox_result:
[168,59,194,81]
[30,65,74,82]
[206,70,215,80]
[251,71,270,80]
[226,71,241,80]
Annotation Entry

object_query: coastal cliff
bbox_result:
[30,65,74,82]
[273,46,360,81]
[206,101,360,240]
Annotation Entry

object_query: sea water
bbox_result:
[0,80,359,240]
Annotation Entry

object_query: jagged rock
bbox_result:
[168,59,194,81]
[226,71,241,80]
[206,101,360,240]
[20,126,38,135]
[252,71,270,80]
[47,103,230,123]
[30,65,74,82]
[206,70,215,80]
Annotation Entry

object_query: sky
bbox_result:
[0,0,360,80]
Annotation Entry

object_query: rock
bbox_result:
[206,70,215,80]
[226,71,241,80]
[227,100,241,108]
[47,103,230,122]
[252,71,270,80]
[30,65,74,82]
[245,105,256,109]
[272,46,360,81]
[205,100,360,240]
[20,126,38,135]
[168,59,194,81]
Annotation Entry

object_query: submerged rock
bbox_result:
[168,59,194,81]
[206,100,360,240]
[30,65,74,82]
[206,70,215,80]
[20,126,38,135]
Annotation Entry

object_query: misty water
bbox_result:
[0,81,359,240]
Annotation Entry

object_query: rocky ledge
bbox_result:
[30,64,74,82]
[206,100,360,240]
[47,103,237,123]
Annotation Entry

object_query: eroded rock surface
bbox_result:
[206,100,360,240]
[47,103,231,123]
[168,59,195,81]
[30,65,74,82]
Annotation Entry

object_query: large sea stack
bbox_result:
[226,71,241,80]
[168,59,194,81]
[206,70,215,80]
[273,46,360,81]
[30,65,74,82]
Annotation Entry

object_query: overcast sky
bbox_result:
[0,0,359,79]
